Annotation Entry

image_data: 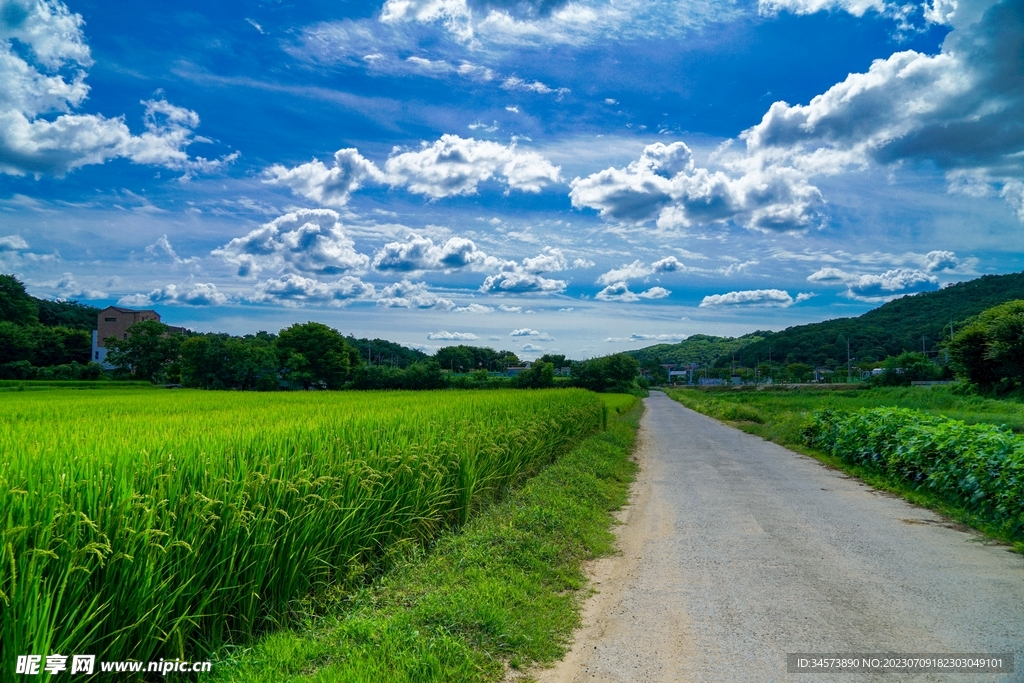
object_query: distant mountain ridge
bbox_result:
[627,271,1024,370]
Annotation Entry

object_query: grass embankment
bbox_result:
[0,379,155,391]
[664,386,1024,551]
[211,394,642,682]
[0,389,605,672]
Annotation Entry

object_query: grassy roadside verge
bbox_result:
[663,387,1024,553]
[209,395,642,683]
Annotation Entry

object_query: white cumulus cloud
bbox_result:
[376,279,455,309]
[0,235,29,251]
[373,233,507,272]
[480,270,567,294]
[521,246,568,273]
[0,1,233,177]
[596,255,687,285]
[738,0,1024,220]
[213,209,369,278]
[249,274,374,307]
[921,250,959,273]
[807,267,939,300]
[385,134,561,197]
[570,141,824,232]
[699,289,806,307]
[427,330,479,340]
[595,281,671,302]
[264,148,386,207]
[119,282,227,307]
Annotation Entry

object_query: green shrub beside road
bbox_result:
[665,386,1024,549]
[806,408,1024,537]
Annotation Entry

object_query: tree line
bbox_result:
[101,319,644,393]
[0,275,100,380]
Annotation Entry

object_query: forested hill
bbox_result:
[630,271,1024,370]
[627,333,765,367]
[0,275,100,331]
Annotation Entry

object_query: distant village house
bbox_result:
[91,306,184,369]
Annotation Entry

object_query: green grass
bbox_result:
[0,388,604,671]
[209,395,642,682]
[664,386,1024,551]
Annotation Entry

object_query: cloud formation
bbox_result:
[376,0,739,47]
[510,327,553,339]
[145,235,198,266]
[699,289,811,307]
[119,282,228,307]
[0,1,233,176]
[759,0,885,18]
[479,270,567,294]
[595,281,671,302]
[739,0,1024,220]
[54,272,104,300]
[427,330,479,340]
[373,233,506,272]
[807,267,939,300]
[596,255,687,285]
[264,136,561,204]
[376,279,456,309]
[521,246,569,273]
[264,149,386,207]
[213,209,369,277]
[386,134,561,197]
[501,76,568,96]
[249,274,375,306]
[570,142,824,232]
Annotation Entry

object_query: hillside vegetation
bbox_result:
[630,271,1024,370]
[627,333,765,367]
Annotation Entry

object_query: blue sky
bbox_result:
[2,0,1022,358]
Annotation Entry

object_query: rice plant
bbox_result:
[0,388,601,667]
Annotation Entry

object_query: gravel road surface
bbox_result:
[536,392,1024,683]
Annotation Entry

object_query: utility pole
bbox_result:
[768,344,773,385]
[847,337,852,383]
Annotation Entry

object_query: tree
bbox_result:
[0,321,33,364]
[180,334,280,390]
[870,351,944,386]
[275,322,360,389]
[0,275,38,325]
[434,345,477,373]
[573,353,640,392]
[36,298,100,330]
[786,363,814,383]
[538,354,568,368]
[949,299,1024,393]
[401,361,446,389]
[105,320,184,382]
[512,361,555,389]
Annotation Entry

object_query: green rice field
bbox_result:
[0,388,603,669]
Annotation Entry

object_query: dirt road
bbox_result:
[536,392,1024,683]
